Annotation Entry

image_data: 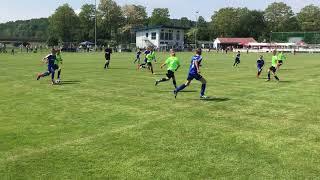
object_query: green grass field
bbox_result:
[0,51,319,179]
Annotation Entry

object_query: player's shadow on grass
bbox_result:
[159,90,197,93]
[278,69,296,71]
[200,97,230,102]
[109,67,134,70]
[59,80,81,85]
[279,80,294,83]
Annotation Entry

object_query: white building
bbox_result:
[135,25,186,50]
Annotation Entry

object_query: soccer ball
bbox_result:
[55,79,61,84]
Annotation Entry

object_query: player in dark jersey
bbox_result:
[174,48,208,99]
[36,49,58,85]
[104,47,112,69]
[233,51,241,67]
[134,49,142,64]
[256,55,265,78]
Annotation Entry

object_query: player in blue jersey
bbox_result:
[36,49,58,85]
[134,49,142,64]
[233,51,241,67]
[256,55,265,78]
[174,48,208,99]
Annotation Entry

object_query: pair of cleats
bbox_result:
[173,90,208,99]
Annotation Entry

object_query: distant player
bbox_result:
[267,50,280,82]
[37,49,58,85]
[134,49,142,64]
[146,48,156,74]
[233,51,241,67]
[277,51,286,70]
[155,49,180,88]
[104,47,112,69]
[174,48,208,99]
[256,55,265,78]
[55,49,63,82]
[138,47,151,69]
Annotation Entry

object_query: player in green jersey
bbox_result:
[55,49,63,83]
[267,50,280,81]
[155,49,181,88]
[277,51,286,70]
[146,48,156,74]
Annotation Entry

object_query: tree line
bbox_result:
[0,0,320,46]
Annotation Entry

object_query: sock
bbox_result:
[268,72,271,80]
[43,71,50,77]
[176,84,187,92]
[160,78,168,82]
[201,84,206,96]
[104,63,107,69]
[173,80,177,88]
[51,71,55,81]
[275,76,279,81]
[58,70,61,79]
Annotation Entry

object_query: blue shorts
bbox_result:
[187,73,203,81]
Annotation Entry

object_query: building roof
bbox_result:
[135,25,188,32]
[216,38,257,45]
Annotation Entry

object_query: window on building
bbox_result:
[165,32,169,40]
[146,33,149,37]
[160,32,165,40]
[176,32,180,41]
[151,32,156,40]
[169,32,173,40]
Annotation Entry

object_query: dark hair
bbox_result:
[196,48,202,55]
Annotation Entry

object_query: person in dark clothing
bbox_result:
[104,47,112,69]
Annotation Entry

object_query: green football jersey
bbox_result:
[55,54,63,65]
[165,56,180,71]
[272,55,278,67]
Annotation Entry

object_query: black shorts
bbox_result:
[166,70,175,79]
[147,62,152,66]
[278,60,283,64]
[235,59,240,63]
[269,66,277,73]
[53,64,59,70]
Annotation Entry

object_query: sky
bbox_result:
[0,0,320,23]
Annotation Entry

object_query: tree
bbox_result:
[98,0,124,43]
[211,8,245,37]
[149,8,170,26]
[49,4,80,42]
[196,16,211,41]
[78,4,95,41]
[47,36,60,47]
[237,10,267,39]
[120,5,147,43]
[180,17,192,28]
[297,5,320,31]
[122,5,147,29]
[0,18,49,40]
[264,2,300,32]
